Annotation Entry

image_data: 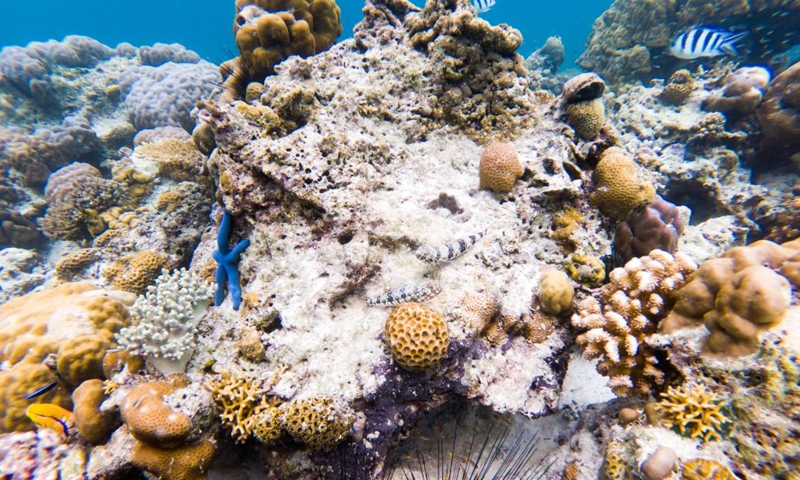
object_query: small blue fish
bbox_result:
[670,27,747,59]
[471,0,496,14]
[24,381,58,400]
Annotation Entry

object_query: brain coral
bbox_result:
[591,147,655,221]
[0,282,136,432]
[222,0,343,99]
[384,302,450,371]
[478,142,524,193]
[571,250,697,397]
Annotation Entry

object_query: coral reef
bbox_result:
[120,61,220,132]
[116,269,214,375]
[40,162,124,241]
[384,302,450,371]
[571,250,697,397]
[577,0,799,85]
[72,379,117,445]
[591,147,655,221]
[566,253,606,287]
[478,142,524,193]
[537,270,574,316]
[404,0,535,141]
[281,396,355,451]
[0,283,135,432]
[103,250,168,295]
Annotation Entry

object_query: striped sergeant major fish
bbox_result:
[471,0,496,13]
[669,27,747,59]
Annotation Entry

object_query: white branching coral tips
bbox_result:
[367,281,442,306]
[415,230,486,264]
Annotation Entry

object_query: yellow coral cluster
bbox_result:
[0,283,135,432]
[591,147,655,221]
[681,459,737,480]
[538,270,575,315]
[205,371,264,443]
[565,253,606,287]
[571,250,697,397]
[281,397,354,451]
[104,251,168,295]
[657,384,730,442]
[478,142,524,193]
[384,302,450,371]
[662,239,800,356]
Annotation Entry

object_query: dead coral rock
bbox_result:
[704,66,770,113]
[404,0,534,141]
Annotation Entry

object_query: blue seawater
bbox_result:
[0,0,611,68]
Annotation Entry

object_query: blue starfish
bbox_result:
[212,211,250,310]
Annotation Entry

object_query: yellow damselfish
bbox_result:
[25,403,75,437]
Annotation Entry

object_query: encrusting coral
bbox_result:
[478,142,524,193]
[591,147,655,221]
[571,250,697,397]
[384,302,450,371]
[565,253,606,287]
[281,396,355,451]
[657,383,730,442]
[661,239,800,357]
[103,250,168,295]
[115,269,215,375]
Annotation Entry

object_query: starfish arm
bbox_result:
[214,264,228,307]
[226,264,244,310]
[217,211,232,253]
[228,238,251,260]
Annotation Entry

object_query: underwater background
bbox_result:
[0,0,610,66]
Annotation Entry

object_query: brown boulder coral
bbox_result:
[222,0,343,100]
[756,61,800,164]
[478,142,523,193]
[591,147,655,221]
[659,69,694,106]
[662,239,800,357]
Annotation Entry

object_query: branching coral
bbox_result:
[205,371,265,443]
[571,250,697,397]
[657,384,730,442]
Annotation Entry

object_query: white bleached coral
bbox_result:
[116,268,214,375]
[571,250,697,397]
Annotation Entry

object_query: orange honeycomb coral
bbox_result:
[384,302,450,371]
[479,142,524,193]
